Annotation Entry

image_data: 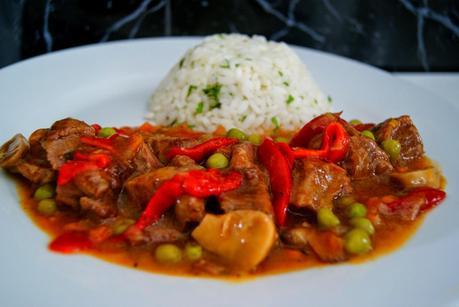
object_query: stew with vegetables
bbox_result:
[0,113,446,279]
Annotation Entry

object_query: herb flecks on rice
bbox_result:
[147,34,331,133]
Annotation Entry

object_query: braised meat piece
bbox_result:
[373,115,424,166]
[42,118,95,169]
[146,133,201,160]
[219,143,273,215]
[290,159,352,211]
[130,142,163,174]
[56,183,82,208]
[80,196,115,218]
[73,169,111,198]
[342,135,393,178]
[175,195,205,226]
[16,161,55,184]
[124,163,203,208]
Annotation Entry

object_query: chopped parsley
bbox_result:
[203,83,222,110]
[220,59,230,69]
[195,102,204,114]
[271,116,280,129]
[283,81,290,86]
[312,99,318,105]
[327,95,333,103]
[179,58,185,69]
[187,124,196,129]
[286,94,294,105]
[239,115,247,122]
[278,71,284,77]
[187,85,197,98]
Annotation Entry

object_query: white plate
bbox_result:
[0,38,458,307]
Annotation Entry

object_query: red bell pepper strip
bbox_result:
[80,136,115,152]
[135,179,184,230]
[57,152,111,185]
[49,231,93,254]
[134,169,243,230]
[292,122,349,163]
[258,138,292,226]
[166,137,238,161]
[275,142,295,169]
[73,152,111,168]
[182,169,243,198]
[289,113,340,148]
[57,161,99,185]
[387,187,446,212]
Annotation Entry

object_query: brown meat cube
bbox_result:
[56,183,82,208]
[124,167,179,207]
[342,135,393,178]
[42,118,95,169]
[219,168,273,215]
[290,159,352,211]
[169,155,198,168]
[73,170,111,198]
[230,142,256,169]
[80,196,116,218]
[373,115,424,166]
[175,195,205,226]
[131,143,163,174]
[16,161,55,184]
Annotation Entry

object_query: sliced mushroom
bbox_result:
[192,210,276,271]
[391,167,442,189]
[0,134,29,168]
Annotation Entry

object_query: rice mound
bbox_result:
[147,34,331,133]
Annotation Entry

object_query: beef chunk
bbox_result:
[146,134,200,160]
[80,196,115,218]
[373,115,424,166]
[342,135,393,178]
[73,170,111,198]
[290,159,352,211]
[131,143,163,174]
[169,155,197,168]
[56,183,82,208]
[219,143,272,215]
[124,163,202,208]
[229,142,256,169]
[42,118,95,169]
[175,195,205,226]
[16,161,55,184]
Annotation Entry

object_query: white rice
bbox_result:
[147,34,331,133]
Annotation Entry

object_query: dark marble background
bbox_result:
[1,0,458,71]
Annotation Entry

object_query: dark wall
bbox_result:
[1,0,459,71]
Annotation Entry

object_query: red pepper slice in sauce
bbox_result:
[289,113,340,148]
[134,169,243,230]
[291,122,349,163]
[57,152,111,185]
[387,187,446,212]
[49,231,93,254]
[80,136,116,152]
[258,138,292,226]
[166,137,238,161]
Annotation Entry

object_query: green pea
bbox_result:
[274,136,290,143]
[317,208,340,228]
[34,184,55,200]
[381,139,401,161]
[336,195,355,208]
[206,153,229,169]
[185,243,203,261]
[155,244,182,264]
[112,219,135,235]
[345,228,372,255]
[350,217,375,235]
[37,199,57,215]
[248,134,262,145]
[98,127,117,138]
[347,202,367,218]
[349,119,362,125]
[226,128,247,141]
[361,130,375,141]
